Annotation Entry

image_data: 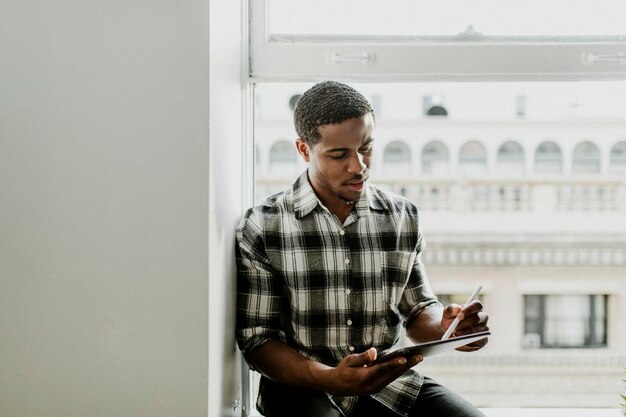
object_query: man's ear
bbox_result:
[295,139,310,162]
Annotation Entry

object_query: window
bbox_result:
[382,141,412,176]
[269,140,298,164]
[423,95,447,116]
[421,141,450,175]
[251,0,626,81]
[515,95,527,118]
[426,105,448,117]
[383,141,411,163]
[610,141,626,176]
[524,295,607,348]
[459,141,488,176]
[572,141,601,174]
[535,141,563,174]
[289,94,301,111]
[438,293,484,307]
[369,95,381,116]
[266,0,626,38]
[248,2,626,411]
[251,80,626,411]
[497,141,525,176]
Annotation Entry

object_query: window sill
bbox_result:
[480,409,620,417]
[247,408,620,417]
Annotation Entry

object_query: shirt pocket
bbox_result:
[381,250,417,306]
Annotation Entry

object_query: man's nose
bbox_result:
[347,152,366,174]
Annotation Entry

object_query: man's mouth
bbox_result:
[346,178,367,191]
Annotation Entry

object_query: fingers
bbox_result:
[459,301,487,324]
[460,300,484,317]
[377,353,423,369]
[477,311,488,325]
[337,350,423,395]
[367,354,422,390]
[449,301,489,337]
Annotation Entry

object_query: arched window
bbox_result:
[289,94,302,111]
[421,141,449,175]
[383,141,411,163]
[426,105,448,117]
[382,140,411,176]
[269,140,300,179]
[534,141,562,175]
[422,95,447,117]
[269,140,298,163]
[459,141,487,176]
[609,141,626,176]
[497,141,525,176]
[572,141,600,174]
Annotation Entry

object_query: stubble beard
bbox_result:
[338,173,368,205]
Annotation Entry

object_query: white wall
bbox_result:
[0,1,243,416]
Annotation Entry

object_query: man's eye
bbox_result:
[331,154,346,159]
[360,147,372,154]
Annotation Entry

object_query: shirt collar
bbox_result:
[293,171,320,219]
[293,170,390,219]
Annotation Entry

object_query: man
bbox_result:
[236,81,489,417]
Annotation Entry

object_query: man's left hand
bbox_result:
[441,300,489,351]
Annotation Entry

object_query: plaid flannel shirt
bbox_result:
[236,171,439,416]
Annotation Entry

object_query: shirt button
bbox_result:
[349,346,355,352]
[344,258,350,265]
[339,230,345,235]
[347,319,353,326]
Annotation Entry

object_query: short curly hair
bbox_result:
[294,81,374,147]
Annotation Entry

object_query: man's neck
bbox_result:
[330,200,355,224]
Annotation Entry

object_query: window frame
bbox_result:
[249,0,626,82]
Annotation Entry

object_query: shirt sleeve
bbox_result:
[235,209,286,367]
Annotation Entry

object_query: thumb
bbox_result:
[343,347,377,367]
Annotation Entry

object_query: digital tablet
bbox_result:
[372,331,491,364]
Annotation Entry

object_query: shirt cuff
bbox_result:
[404,299,441,328]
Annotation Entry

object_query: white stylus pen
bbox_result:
[441,285,483,340]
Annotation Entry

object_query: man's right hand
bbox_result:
[323,347,423,396]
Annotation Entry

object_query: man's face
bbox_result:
[296,113,374,206]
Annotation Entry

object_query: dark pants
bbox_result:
[257,376,486,417]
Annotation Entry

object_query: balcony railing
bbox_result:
[376,178,626,212]
[255,177,626,212]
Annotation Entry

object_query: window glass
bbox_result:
[289,94,302,111]
[535,141,563,174]
[421,141,449,175]
[438,293,483,307]
[524,295,607,348]
[252,81,626,409]
[572,141,601,174]
[269,140,298,163]
[459,141,488,177]
[269,0,626,38]
[383,141,411,162]
[263,140,301,199]
[497,141,525,176]
[382,141,411,177]
[610,141,626,176]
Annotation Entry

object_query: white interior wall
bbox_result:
[0,1,244,416]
